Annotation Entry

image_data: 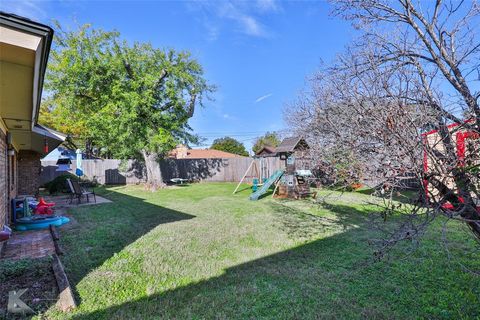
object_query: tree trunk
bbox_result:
[142,150,165,191]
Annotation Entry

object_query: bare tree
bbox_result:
[286,0,479,251]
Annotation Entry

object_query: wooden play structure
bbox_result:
[273,137,316,200]
[234,137,317,200]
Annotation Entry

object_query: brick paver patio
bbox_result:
[1,229,55,260]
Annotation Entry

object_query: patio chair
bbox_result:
[66,178,96,204]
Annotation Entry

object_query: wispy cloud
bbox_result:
[204,22,220,41]
[256,0,281,13]
[222,113,237,120]
[218,1,269,37]
[237,15,266,37]
[255,93,273,103]
[189,0,281,40]
[0,0,47,21]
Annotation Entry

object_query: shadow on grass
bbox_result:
[162,183,193,188]
[257,189,274,200]
[270,201,367,239]
[58,187,194,305]
[233,186,252,194]
[355,188,375,196]
[68,198,385,319]
[71,219,373,319]
[232,185,271,199]
[355,188,421,205]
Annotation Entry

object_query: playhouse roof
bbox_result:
[255,146,277,157]
[275,137,309,153]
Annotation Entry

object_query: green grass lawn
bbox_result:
[43,183,480,319]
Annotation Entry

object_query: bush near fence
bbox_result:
[41,158,283,185]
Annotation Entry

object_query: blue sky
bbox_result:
[1,0,356,152]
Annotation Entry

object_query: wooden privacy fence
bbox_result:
[41,159,142,185]
[41,157,283,185]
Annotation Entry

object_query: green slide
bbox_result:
[249,170,284,201]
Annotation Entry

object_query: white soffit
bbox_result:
[0,25,41,50]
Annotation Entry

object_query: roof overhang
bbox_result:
[8,124,66,154]
[276,137,309,153]
[0,12,56,154]
[33,124,67,153]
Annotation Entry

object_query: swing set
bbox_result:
[233,137,317,200]
[232,157,276,194]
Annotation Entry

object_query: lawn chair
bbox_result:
[67,178,96,204]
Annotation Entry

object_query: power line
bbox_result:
[195,133,267,137]
[191,136,258,147]
[195,131,267,134]
[189,130,284,147]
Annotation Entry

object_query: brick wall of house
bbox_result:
[10,152,17,194]
[7,150,18,228]
[18,150,41,196]
[0,130,7,229]
[0,140,41,228]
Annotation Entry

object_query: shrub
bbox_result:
[43,174,76,194]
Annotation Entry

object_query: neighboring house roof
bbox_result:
[275,137,309,153]
[169,145,246,159]
[184,149,246,159]
[0,12,64,155]
[255,146,277,157]
[42,147,80,161]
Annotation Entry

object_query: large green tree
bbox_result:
[211,137,249,157]
[41,23,212,189]
[252,131,280,154]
